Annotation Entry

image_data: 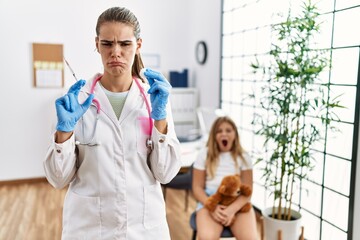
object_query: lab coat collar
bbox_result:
[119,77,148,124]
[83,74,149,127]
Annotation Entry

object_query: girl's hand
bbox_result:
[221,207,237,226]
[210,205,227,224]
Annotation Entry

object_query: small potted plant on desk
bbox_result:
[250,1,343,240]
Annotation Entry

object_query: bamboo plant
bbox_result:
[251,0,343,220]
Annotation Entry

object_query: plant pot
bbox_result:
[262,207,302,240]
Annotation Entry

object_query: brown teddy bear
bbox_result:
[204,174,252,213]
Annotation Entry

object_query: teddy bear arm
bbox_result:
[240,185,252,196]
[220,196,237,206]
[204,194,222,212]
[239,202,252,212]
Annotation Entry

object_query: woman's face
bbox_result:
[96,21,141,77]
[215,122,236,152]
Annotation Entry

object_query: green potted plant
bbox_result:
[250,1,342,239]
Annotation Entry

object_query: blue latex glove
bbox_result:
[143,68,172,120]
[55,80,94,132]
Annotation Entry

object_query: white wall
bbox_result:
[0,0,221,181]
[187,0,222,108]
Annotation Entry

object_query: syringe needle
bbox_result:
[63,57,78,82]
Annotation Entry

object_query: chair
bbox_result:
[189,211,233,240]
[196,107,226,142]
[162,164,193,211]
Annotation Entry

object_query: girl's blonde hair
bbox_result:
[205,116,247,179]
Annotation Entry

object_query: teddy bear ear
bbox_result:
[219,185,226,194]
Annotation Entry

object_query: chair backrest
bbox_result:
[196,107,226,140]
[163,164,193,189]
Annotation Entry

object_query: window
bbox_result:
[220,0,360,239]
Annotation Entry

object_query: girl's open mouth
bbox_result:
[222,140,228,147]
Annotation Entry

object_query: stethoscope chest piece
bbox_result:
[146,138,153,151]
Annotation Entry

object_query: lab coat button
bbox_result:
[159,138,165,143]
[56,149,61,153]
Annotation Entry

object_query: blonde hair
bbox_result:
[205,116,247,179]
[96,7,145,82]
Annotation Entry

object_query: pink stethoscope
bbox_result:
[64,58,153,149]
[78,75,153,150]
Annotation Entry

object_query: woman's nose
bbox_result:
[111,44,121,57]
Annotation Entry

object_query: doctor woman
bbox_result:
[43,6,181,240]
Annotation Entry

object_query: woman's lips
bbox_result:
[108,61,124,67]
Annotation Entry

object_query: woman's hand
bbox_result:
[143,68,172,121]
[55,80,94,132]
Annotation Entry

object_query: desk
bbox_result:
[180,139,204,170]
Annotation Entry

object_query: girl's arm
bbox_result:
[192,169,208,205]
[221,169,253,225]
[192,168,226,224]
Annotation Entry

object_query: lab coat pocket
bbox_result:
[143,184,166,229]
[136,116,151,156]
[62,190,101,238]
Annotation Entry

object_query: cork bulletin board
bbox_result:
[32,43,64,88]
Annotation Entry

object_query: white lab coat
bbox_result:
[44,74,181,240]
